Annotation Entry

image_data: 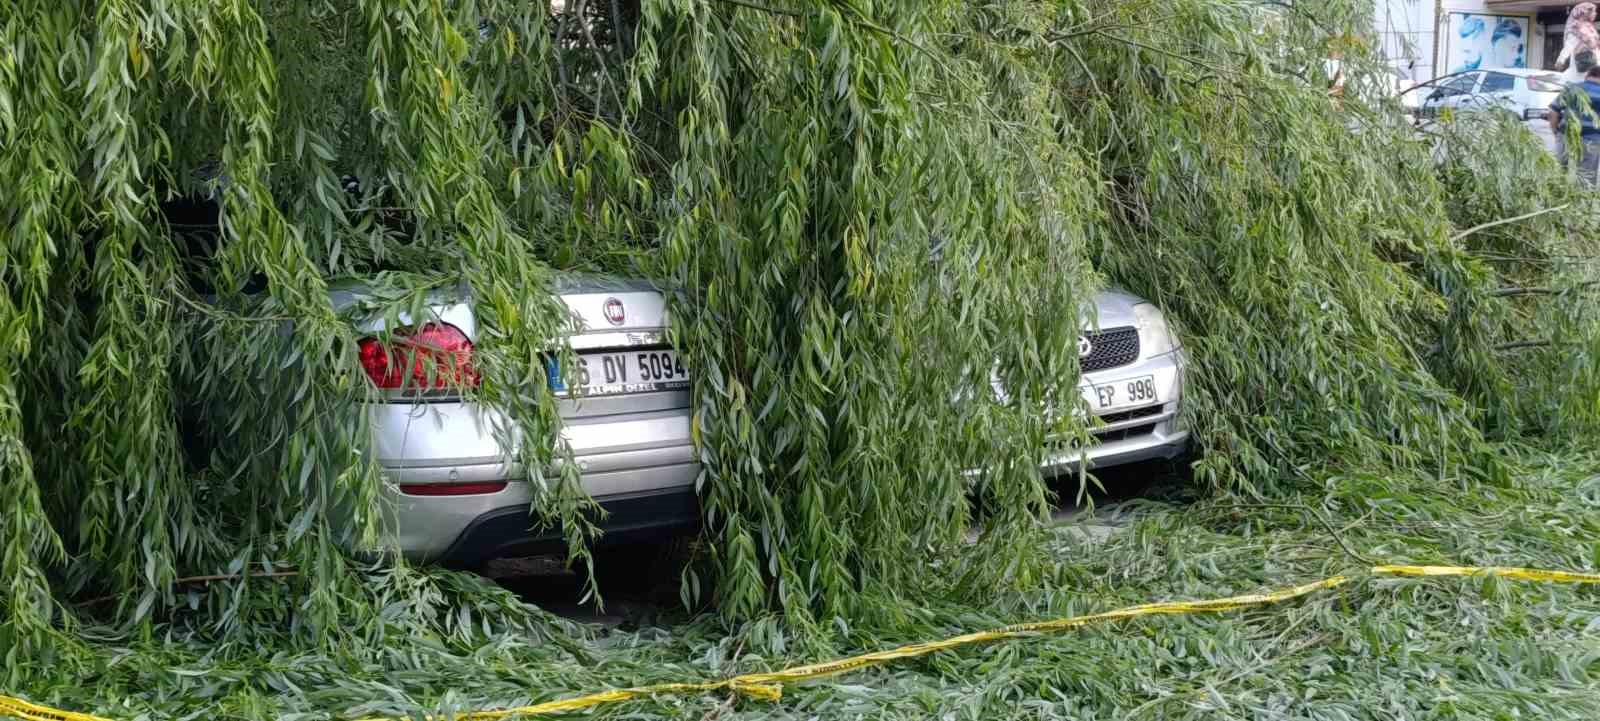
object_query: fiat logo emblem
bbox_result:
[1078,335,1094,358]
[603,297,625,326]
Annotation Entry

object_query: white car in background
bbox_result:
[1406,68,1566,153]
[1410,68,1564,119]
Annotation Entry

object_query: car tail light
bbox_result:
[399,482,507,496]
[358,323,478,390]
[1529,76,1564,93]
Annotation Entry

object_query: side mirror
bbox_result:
[1428,88,1447,101]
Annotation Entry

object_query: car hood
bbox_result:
[1085,288,1146,330]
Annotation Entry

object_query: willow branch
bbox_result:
[1450,204,1569,243]
[1071,31,1235,77]
[709,0,800,17]
[1204,502,1373,565]
[1490,282,1600,298]
[79,570,300,606]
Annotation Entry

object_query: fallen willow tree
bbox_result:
[1,0,1597,677]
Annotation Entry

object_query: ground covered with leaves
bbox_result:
[12,447,1597,720]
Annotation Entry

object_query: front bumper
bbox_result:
[1039,405,1188,474]
[1041,349,1189,474]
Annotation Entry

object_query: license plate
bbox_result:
[546,349,689,396]
[1082,375,1158,412]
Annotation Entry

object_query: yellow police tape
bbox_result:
[0,693,114,721]
[4,564,1599,721]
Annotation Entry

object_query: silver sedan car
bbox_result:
[352,279,1185,564]
[346,275,698,565]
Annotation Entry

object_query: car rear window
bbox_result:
[1528,75,1565,93]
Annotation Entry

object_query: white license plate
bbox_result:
[547,349,689,396]
[1082,375,1158,412]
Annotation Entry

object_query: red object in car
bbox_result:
[358,323,478,389]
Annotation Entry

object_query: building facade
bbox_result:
[1377,1,1576,83]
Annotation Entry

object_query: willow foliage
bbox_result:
[1,0,1597,675]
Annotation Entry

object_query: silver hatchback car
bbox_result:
[350,279,1185,564]
[1048,289,1189,472]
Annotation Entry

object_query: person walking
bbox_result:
[1547,65,1600,184]
[1557,4,1600,84]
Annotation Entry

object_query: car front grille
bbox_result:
[1093,422,1158,443]
[1094,405,1164,426]
[1080,327,1140,372]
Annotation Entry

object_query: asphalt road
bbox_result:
[493,458,1196,624]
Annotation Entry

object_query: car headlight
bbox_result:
[1133,303,1179,357]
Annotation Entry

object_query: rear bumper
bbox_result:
[381,461,700,563]
[438,486,700,567]
[367,397,699,563]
